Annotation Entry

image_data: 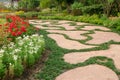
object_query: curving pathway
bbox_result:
[29,20,120,80]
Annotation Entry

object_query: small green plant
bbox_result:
[71,2,84,16]
[71,2,83,10]
[15,11,25,15]
[14,60,24,77]
[0,62,6,79]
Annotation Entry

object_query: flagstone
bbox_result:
[57,24,76,30]
[56,64,119,80]
[81,26,110,31]
[35,25,61,30]
[48,34,95,50]
[76,22,89,25]
[46,30,88,40]
[87,31,120,44]
[63,44,120,70]
[58,20,72,24]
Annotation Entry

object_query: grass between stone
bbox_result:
[37,29,120,80]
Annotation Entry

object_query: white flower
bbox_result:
[16,37,22,40]
[18,40,24,46]
[29,42,33,46]
[0,49,4,53]
[13,55,18,60]
[14,49,21,53]
[32,34,39,37]
[2,45,7,49]
[9,63,12,66]
[40,35,43,38]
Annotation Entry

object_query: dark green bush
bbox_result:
[17,12,39,18]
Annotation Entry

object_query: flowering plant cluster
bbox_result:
[6,15,29,36]
[0,34,45,79]
[0,15,38,46]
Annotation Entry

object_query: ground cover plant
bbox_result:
[37,29,120,80]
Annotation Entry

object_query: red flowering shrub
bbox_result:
[0,15,38,46]
[6,15,29,37]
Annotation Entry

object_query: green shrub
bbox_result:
[71,2,83,15]
[117,12,120,17]
[15,11,25,15]
[108,19,120,28]
[17,12,39,18]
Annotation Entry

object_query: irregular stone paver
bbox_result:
[64,45,120,69]
[57,20,72,24]
[29,20,51,25]
[35,25,61,30]
[81,25,110,31]
[76,22,89,26]
[46,30,88,40]
[48,34,95,50]
[29,20,120,79]
[37,22,51,25]
[56,64,119,80]
[57,24,76,30]
[87,31,120,44]
[29,20,42,25]
[29,20,43,23]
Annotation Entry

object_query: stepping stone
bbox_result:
[58,20,72,24]
[63,45,120,70]
[81,26,110,31]
[29,20,42,25]
[76,22,89,26]
[35,25,61,30]
[57,24,76,30]
[38,22,51,25]
[29,20,51,25]
[46,30,88,40]
[29,20,43,23]
[48,34,95,50]
[87,31,120,44]
[56,64,119,80]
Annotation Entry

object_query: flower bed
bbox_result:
[0,34,45,79]
[0,15,45,79]
[0,15,38,46]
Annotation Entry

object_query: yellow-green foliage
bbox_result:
[0,19,6,24]
[15,11,25,15]
[0,10,11,13]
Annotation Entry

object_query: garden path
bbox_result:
[29,20,120,80]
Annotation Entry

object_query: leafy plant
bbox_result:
[0,34,45,79]
[0,62,6,79]
[14,60,24,77]
[71,2,83,10]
